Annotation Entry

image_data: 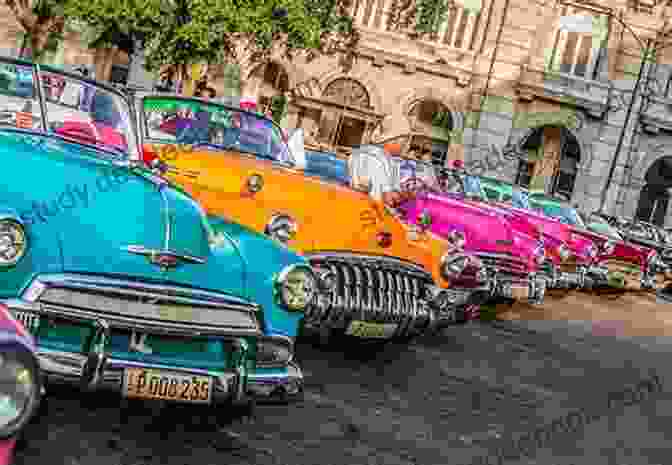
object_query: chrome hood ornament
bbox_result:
[124,245,205,269]
[124,174,206,270]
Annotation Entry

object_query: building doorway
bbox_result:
[514,125,580,200]
[635,156,672,226]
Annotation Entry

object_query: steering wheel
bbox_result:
[401,176,431,194]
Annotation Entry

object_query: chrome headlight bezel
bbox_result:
[275,264,318,312]
[0,337,41,440]
[447,230,466,250]
[440,252,469,281]
[0,219,27,268]
[557,243,571,261]
[601,240,616,255]
[264,214,298,245]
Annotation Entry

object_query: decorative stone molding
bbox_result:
[516,66,610,119]
[398,87,468,128]
[641,95,672,134]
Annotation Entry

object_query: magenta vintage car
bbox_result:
[0,303,42,464]
[394,158,597,291]
[524,192,658,289]
[399,191,547,305]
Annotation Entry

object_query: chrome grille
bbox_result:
[11,274,261,337]
[14,312,40,333]
[306,253,434,337]
[476,252,528,279]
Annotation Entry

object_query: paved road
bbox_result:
[14,294,672,465]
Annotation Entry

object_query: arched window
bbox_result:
[323,78,371,108]
[405,99,452,167]
[514,126,580,199]
[316,78,372,149]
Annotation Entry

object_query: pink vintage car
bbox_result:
[399,191,547,305]
[526,194,659,290]
[396,159,598,291]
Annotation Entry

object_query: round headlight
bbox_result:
[265,214,297,244]
[447,230,466,249]
[557,243,571,261]
[0,220,27,267]
[0,343,40,439]
[276,265,317,312]
[602,240,616,255]
[440,252,469,280]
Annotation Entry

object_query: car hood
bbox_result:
[571,225,650,265]
[0,130,245,297]
[153,145,446,279]
[403,193,539,265]
[493,203,595,260]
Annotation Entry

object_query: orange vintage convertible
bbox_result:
[132,93,492,343]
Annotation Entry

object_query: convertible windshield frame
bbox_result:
[0,56,139,159]
[134,92,297,167]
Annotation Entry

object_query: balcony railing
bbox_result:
[517,65,610,118]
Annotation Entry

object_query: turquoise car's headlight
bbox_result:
[0,342,40,439]
[276,265,317,312]
[0,220,27,267]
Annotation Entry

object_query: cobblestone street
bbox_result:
[12,293,672,465]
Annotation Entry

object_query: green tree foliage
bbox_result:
[65,0,358,74]
[4,0,67,61]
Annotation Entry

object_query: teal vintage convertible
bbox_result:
[0,57,324,409]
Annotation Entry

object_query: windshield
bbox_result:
[0,59,136,157]
[529,198,586,228]
[141,96,292,164]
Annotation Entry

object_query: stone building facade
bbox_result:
[3,0,672,225]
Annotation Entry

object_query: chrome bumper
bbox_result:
[247,361,304,403]
[4,297,251,406]
[34,347,246,405]
[546,266,587,290]
[488,274,546,305]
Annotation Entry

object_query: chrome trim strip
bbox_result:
[305,252,429,276]
[23,274,259,311]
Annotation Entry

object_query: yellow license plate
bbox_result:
[345,321,397,339]
[123,368,212,404]
[511,286,529,301]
